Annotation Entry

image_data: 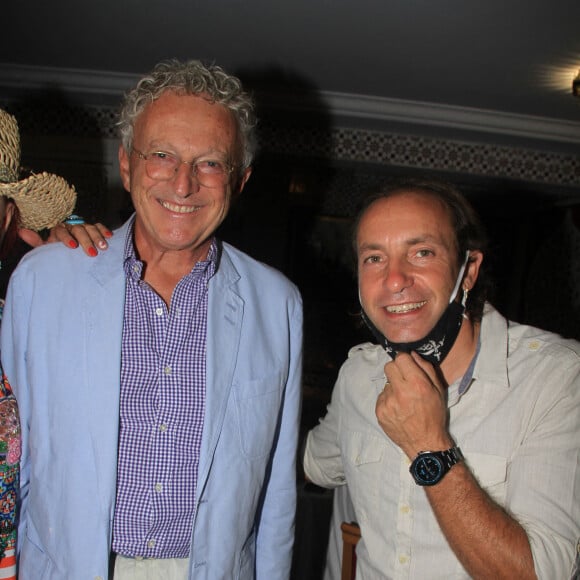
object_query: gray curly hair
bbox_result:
[118,59,257,170]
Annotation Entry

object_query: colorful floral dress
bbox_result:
[0,300,19,580]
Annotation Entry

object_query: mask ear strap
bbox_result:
[449,251,470,305]
[360,309,387,347]
[358,288,388,346]
[461,287,469,308]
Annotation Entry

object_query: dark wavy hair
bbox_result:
[352,177,492,322]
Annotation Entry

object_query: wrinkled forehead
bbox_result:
[359,190,456,239]
[135,92,239,141]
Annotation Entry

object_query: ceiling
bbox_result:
[1,0,580,152]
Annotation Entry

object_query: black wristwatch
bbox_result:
[410,446,464,486]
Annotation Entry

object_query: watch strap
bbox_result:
[439,446,464,469]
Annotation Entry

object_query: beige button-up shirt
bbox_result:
[305,305,580,579]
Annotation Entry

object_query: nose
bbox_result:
[172,162,200,197]
[384,258,413,293]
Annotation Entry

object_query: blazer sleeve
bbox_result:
[255,291,303,579]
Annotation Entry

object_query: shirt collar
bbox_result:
[447,304,510,404]
[123,216,219,282]
[471,303,510,389]
[457,335,481,395]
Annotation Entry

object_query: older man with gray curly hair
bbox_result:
[2,59,303,580]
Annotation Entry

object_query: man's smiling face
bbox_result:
[119,90,250,262]
[357,191,462,344]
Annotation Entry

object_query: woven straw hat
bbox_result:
[0,108,77,231]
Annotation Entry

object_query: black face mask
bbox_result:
[361,253,469,365]
[361,299,465,364]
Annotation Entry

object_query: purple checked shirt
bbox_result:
[112,225,217,559]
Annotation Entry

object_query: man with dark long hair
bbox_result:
[305,178,579,579]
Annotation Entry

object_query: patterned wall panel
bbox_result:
[4,100,579,185]
[2,99,579,224]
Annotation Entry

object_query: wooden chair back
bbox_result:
[340,521,361,580]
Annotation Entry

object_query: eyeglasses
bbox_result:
[132,148,235,188]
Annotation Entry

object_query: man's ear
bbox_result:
[234,166,252,196]
[118,145,131,193]
[464,250,483,290]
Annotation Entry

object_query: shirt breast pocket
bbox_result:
[342,431,384,523]
[234,374,283,460]
[464,451,508,505]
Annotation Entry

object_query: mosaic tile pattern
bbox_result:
[3,100,579,193]
[259,120,580,189]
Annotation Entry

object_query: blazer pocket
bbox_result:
[234,375,283,460]
[20,528,53,578]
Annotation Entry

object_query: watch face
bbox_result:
[412,454,444,485]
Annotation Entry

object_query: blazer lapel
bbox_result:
[197,245,243,495]
[84,223,129,516]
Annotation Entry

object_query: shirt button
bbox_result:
[155,307,164,316]
[400,504,411,514]
[399,555,409,564]
[159,423,168,432]
[155,483,163,493]
[528,340,541,351]
[132,264,139,274]
[147,539,156,549]
[164,366,172,375]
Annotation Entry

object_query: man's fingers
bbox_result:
[385,351,444,394]
[410,351,444,391]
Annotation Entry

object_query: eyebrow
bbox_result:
[357,242,383,252]
[406,235,442,245]
[358,234,443,251]
[146,142,230,159]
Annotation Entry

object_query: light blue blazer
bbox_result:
[0,219,303,580]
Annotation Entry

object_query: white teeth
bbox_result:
[386,301,426,313]
[160,200,199,213]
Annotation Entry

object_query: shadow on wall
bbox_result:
[521,204,580,341]
[217,66,367,438]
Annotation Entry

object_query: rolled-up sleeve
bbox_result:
[508,353,580,579]
[304,368,347,489]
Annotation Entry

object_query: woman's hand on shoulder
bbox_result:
[19,221,113,257]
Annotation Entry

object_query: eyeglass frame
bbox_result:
[131,147,237,187]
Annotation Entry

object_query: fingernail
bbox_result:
[97,240,108,250]
[68,240,78,248]
[88,247,98,257]
[104,230,113,238]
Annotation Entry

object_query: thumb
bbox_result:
[18,228,44,248]
[410,351,443,389]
